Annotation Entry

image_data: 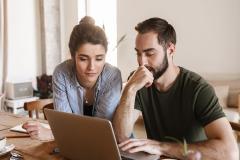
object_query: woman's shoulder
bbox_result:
[53,59,74,78]
[102,63,121,79]
[98,63,122,87]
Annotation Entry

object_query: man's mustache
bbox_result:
[144,65,156,78]
[144,65,159,80]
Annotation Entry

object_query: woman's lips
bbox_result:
[85,73,97,76]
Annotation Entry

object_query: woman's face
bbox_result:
[74,43,106,88]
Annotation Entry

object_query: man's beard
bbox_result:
[145,51,169,80]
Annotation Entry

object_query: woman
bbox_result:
[23,16,122,141]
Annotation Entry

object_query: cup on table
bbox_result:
[0,136,6,151]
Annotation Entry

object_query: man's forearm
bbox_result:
[188,139,238,160]
[113,85,137,142]
[161,139,238,160]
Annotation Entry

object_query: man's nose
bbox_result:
[138,55,148,66]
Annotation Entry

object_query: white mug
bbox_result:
[0,137,6,151]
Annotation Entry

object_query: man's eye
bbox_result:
[146,52,154,57]
[136,52,141,57]
[96,58,103,61]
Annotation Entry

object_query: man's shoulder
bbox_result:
[180,67,208,87]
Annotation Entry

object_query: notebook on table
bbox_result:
[44,109,159,160]
[10,123,50,133]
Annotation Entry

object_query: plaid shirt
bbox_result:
[53,59,122,121]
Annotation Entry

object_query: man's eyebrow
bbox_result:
[143,48,155,52]
[134,48,155,52]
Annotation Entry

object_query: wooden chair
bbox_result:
[229,121,240,142]
[24,99,53,119]
[42,102,54,120]
[230,121,240,131]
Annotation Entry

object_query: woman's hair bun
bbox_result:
[79,16,95,25]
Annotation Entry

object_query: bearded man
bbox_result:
[113,17,238,160]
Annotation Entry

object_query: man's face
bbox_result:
[74,43,106,87]
[135,32,169,80]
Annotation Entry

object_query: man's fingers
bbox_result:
[118,139,132,147]
[128,145,146,153]
[118,138,141,147]
[145,83,152,88]
[120,139,147,151]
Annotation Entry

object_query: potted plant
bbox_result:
[166,137,202,160]
[35,74,53,99]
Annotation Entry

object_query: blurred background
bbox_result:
[0,0,240,114]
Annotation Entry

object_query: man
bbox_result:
[113,17,238,159]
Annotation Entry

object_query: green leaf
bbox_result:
[183,138,188,156]
[165,136,183,145]
[165,136,188,157]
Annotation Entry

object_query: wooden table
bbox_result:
[0,112,175,160]
[0,112,62,160]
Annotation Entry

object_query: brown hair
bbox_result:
[135,17,176,48]
[68,16,108,58]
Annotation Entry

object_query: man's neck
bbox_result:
[154,65,180,92]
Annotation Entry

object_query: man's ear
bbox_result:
[167,42,176,55]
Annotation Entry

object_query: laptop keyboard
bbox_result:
[121,156,134,160]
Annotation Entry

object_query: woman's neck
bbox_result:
[84,87,95,105]
[76,74,96,89]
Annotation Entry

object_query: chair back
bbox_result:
[43,102,54,119]
[24,98,53,119]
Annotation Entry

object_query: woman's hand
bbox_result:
[22,121,54,141]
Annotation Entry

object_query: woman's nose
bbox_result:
[87,60,95,70]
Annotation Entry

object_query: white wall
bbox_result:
[117,0,240,81]
[6,0,41,86]
[60,0,78,61]
[5,0,77,87]
[0,0,3,92]
[4,0,240,85]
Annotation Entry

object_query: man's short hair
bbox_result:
[135,17,176,47]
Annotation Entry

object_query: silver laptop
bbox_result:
[44,109,159,160]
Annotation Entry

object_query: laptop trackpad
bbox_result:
[120,150,159,160]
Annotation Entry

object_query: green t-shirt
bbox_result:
[135,67,225,143]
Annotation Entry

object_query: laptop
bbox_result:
[44,109,160,160]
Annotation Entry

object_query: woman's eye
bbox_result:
[79,58,87,61]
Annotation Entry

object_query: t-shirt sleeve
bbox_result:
[194,84,226,126]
